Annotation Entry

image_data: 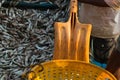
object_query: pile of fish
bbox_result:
[0,0,73,80]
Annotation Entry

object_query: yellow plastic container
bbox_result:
[28,60,116,80]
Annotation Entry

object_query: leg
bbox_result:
[106,36,120,79]
[106,49,120,79]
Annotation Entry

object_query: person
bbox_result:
[77,0,120,78]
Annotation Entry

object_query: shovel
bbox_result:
[53,0,92,63]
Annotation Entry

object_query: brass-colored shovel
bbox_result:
[53,0,92,63]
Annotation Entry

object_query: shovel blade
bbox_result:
[53,21,92,63]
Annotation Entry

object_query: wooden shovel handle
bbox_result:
[53,0,92,63]
[70,0,78,13]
